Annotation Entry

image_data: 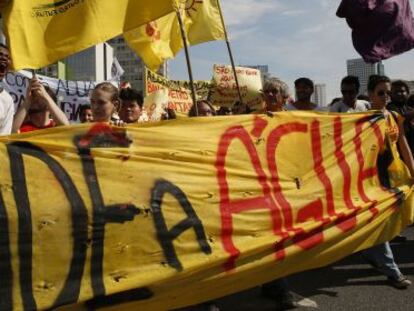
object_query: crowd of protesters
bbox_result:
[1,43,414,311]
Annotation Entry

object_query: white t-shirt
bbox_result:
[0,89,14,135]
[329,99,370,113]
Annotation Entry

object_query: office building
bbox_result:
[311,83,327,108]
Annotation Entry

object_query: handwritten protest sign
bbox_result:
[0,112,412,310]
[145,68,211,113]
[209,64,263,110]
[142,89,169,121]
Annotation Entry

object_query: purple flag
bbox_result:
[337,0,414,63]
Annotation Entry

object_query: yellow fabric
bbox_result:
[124,0,225,71]
[0,112,413,310]
[384,112,412,188]
[2,0,175,70]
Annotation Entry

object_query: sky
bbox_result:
[168,0,414,102]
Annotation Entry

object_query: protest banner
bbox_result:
[145,68,211,113]
[209,64,263,110]
[0,112,412,310]
[3,71,119,123]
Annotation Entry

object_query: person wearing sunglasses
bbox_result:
[12,77,69,133]
[329,75,370,112]
[358,74,414,289]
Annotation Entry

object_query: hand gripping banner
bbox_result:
[0,111,412,310]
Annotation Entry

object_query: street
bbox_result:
[193,227,414,311]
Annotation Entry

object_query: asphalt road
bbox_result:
[182,227,414,311]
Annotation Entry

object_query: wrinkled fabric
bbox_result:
[337,0,414,63]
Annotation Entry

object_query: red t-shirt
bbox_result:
[20,120,56,133]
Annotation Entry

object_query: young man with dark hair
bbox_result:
[286,77,318,111]
[0,44,14,135]
[119,88,143,123]
[388,80,410,115]
[330,75,370,112]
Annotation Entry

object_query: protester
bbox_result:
[262,77,290,112]
[188,100,216,117]
[286,77,318,111]
[361,74,414,289]
[12,77,69,133]
[388,80,410,115]
[79,104,93,123]
[0,43,14,135]
[329,76,370,112]
[90,82,122,124]
[119,88,143,124]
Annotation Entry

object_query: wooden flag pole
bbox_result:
[176,7,199,116]
[216,0,243,105]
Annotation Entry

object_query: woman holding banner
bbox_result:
[361,74,414,289]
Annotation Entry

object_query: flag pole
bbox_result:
[216,0,243,105]
[176,7,199,116]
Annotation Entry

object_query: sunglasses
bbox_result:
[376,90,392,97]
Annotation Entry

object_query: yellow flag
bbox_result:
[124,0,226,71]
[1,0,175,70]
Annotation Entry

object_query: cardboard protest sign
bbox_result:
[0,112,412,310]
[145,68,211,113]
[142,89,169,122]
[209,65,263,110]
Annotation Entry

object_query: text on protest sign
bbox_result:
[209,64,263,110]
[145,68,211,113]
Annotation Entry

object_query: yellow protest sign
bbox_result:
[145,68,211,113]
[0,112,412,310]
[209,64,263,110]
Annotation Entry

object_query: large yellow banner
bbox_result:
[0,112,412,310]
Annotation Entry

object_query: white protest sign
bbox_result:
[3,70,97,122]
[143,89,169,122]
[209,65,263,110]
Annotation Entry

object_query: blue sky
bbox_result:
[168,0,414,101]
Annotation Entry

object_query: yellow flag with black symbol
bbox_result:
[1,0,175,70]
[124,0,226,71]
